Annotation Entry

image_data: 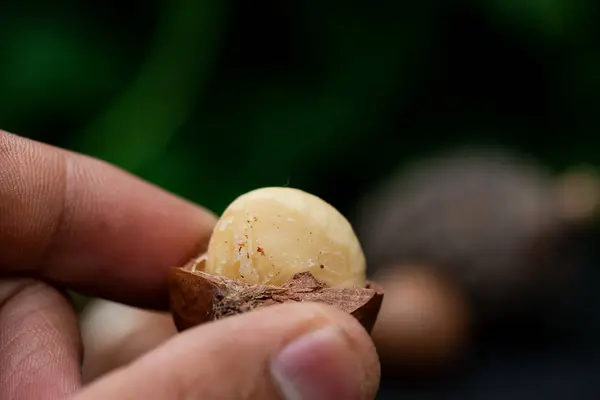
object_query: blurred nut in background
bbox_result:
[371,266,469,375]
[357,148,597,317]
[355,147,600,374]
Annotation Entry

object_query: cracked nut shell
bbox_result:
[168,267,384,333]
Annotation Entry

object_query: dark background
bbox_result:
[2,1,600,398]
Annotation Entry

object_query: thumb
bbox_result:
[73,302,380,400]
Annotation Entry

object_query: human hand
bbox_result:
[0,131,380,399]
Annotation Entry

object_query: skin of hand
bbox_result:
[0,130,380,400]
[79,299,177,383]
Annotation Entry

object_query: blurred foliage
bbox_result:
[1,0,599,217]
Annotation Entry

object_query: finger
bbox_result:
[80,299,176,383]
[0,130,216,308]
[0,279,81,399]
[74,303,380,400]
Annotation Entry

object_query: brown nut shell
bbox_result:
[168,267,384,333]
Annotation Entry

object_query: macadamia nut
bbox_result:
[204,187,366,288]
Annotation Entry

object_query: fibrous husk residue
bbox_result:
[169,267,383,333]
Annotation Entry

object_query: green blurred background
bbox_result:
[2,0,599,219]
[3,1,600,397]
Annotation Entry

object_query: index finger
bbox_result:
[0,130,217,309]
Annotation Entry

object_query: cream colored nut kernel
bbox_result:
[204,187,366,288]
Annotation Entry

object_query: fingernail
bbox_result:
[270,326,363,400]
